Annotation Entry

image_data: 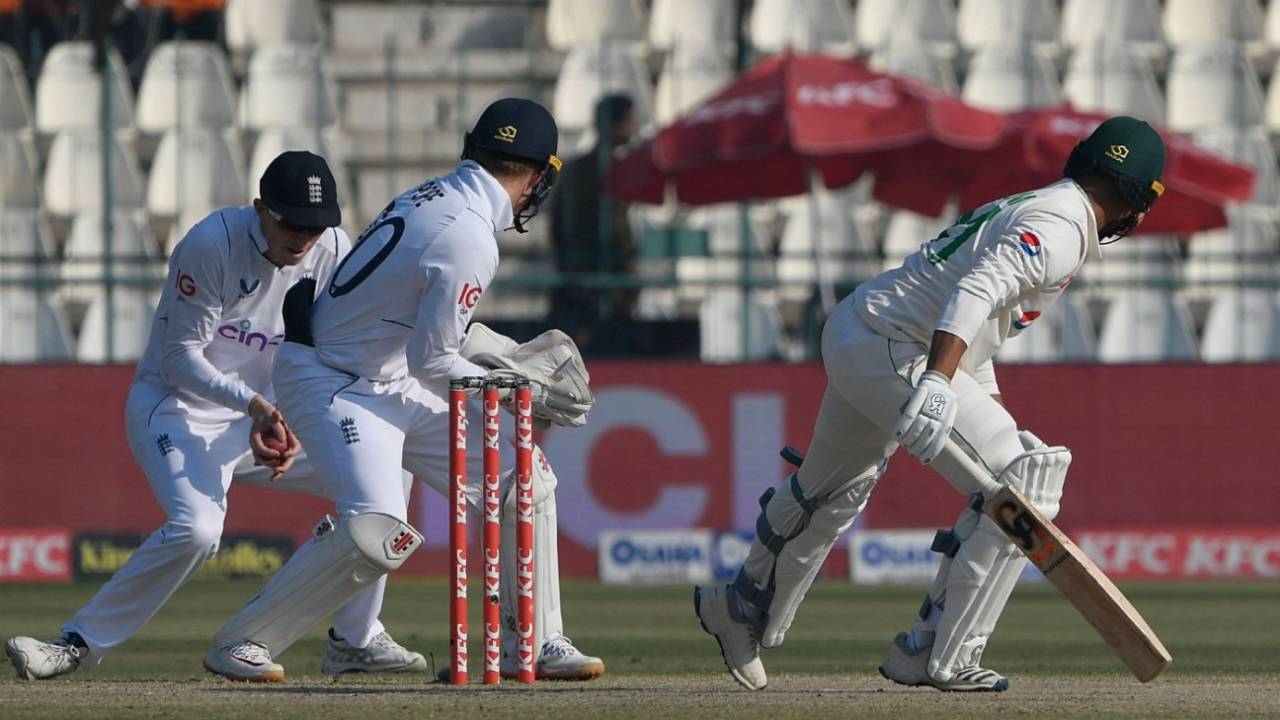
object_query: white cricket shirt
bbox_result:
[855,178,1100,382]
[133,207,350,417]
[308,160,509,384]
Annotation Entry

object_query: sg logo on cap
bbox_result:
[495,125,518,143]
[1105,144,1130,163]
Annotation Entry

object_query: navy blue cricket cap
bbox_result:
[259,150,342,229]
[466,98,560,170]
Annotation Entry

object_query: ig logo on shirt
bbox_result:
[457,282,483,315]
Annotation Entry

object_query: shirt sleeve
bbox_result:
[935,209,1085,346]
[406,219,498,384]
[159,219,257,413]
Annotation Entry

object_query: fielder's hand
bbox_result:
[895,370,957,464]
[248,395,301,481]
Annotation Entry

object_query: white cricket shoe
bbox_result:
[694,584,767,691]
[496,633,605,680]
[203,641,285,682]
[5,635,86,680]
[879,632,1008,692]
[321,629,427,674]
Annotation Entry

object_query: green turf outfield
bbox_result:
[0,579,1277,718]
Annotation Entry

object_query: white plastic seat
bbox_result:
[240,45,337,130]
[655,52,732,125]
[856,0,956,54]
[1083,235,1183,288]
[75,288,157,363]
[881,210,950,271]
[553,44,653,133]
[699,289,783,362]
[1190,127,1279,205]
[1164,0,1263,48]
[749,0,856,55]
[61,210,158,284]
[0,44,33,130]
[547,0,646,51]
[957,0,1059,51]
[1063,43,1165,124]
[1061,0,1164,52]
[34,42,134,134]
[650,0,735,59]
[1166,43,1265,131]
[42,131,146,216]
[777,189,879,303]
[225,0,324,55]
[1186,210,1278,285]
[1096,290,1199,362]
[0,208,55,279]
[136,41,238,132]
[962,44,1062,112]
[1258,58,1280,135]
[147,129,247,219]
[870,33,959,92]
[0,131,40,207]
[996,294,1097,363]
[0,289,74,361]
[1200,289,1280,362]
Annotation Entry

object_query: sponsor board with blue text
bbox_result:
[850,529,1044,585]
[598,530,713,584]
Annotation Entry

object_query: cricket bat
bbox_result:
[984,485,1173,682]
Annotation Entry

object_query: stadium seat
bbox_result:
[869,33,959,92]
[61,210,158,285]
[1164,0,1263,48]
[996,294,1097,363]
[699,289,784,362]
[1063,43,1165,124]
[240,45,337,130]
[553,43,653,133]
[1096,290,1199,362]
[1259,58,1280,135]
[147,129,247,219]
[0,289,74,362]
[1200,289,1280,362]
[224,0,324,55]
[34,42,134,134]
[1061,0,1164,53]
[654,51,732,125]
[649,0,735,60]
[1083,234,1183,288]
[0,208,55,279]
[777,189,879,303]
[42,131,146,217]
[1267,0,1280,50]
[962,44,1062,112]
[0,44,32,130]
[547,0,646,51]
[881,209,950,271]
[1190,127,1278,205]
[135,41,238,133]
[75,288,157,363]
[1186,210,1278,285]
[0,131,40,207]
[1166,43,1265,131]
[856,0,956,54]
[957,0,1059,51]
[748,0,856,55]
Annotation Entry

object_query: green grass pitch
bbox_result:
[0,579,1276,719]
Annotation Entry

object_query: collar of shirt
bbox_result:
[1062,178,1102,260]
[456,160,515,232]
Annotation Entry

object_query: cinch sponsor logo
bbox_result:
[1019,231,1041,256]
[217,319,283,352]
[1012,311,1041,330]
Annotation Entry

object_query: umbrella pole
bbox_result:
[739,202,751,359]
[809,173,837,314]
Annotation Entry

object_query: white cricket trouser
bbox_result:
[270,342,565,651]
[742,296,1025,591]
[60,382,367,667]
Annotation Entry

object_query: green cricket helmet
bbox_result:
[1063,116,1166,240]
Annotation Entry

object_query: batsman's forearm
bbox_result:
[926,330,967,380]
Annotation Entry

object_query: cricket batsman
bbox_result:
[201,97,604,681]
[694,117,1166,691]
